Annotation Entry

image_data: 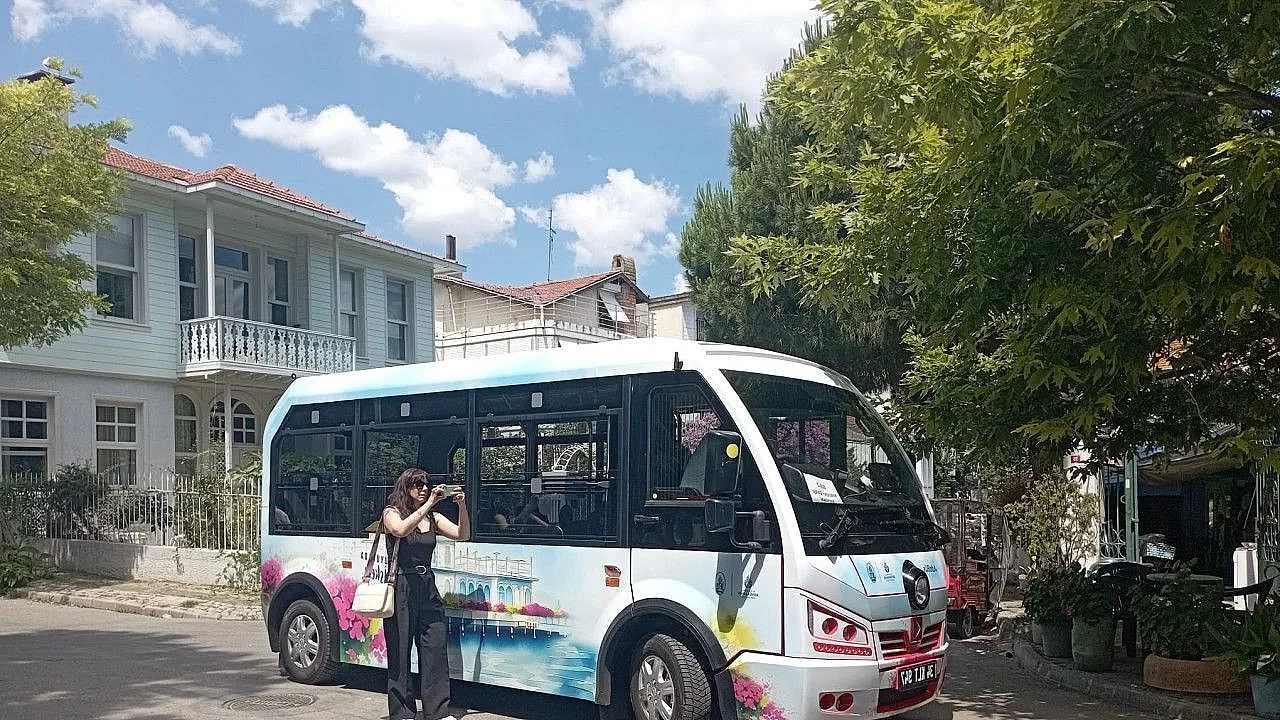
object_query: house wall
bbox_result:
[0,188,181,379]
[435,282,535,334]
[0,365,175,475]
[651,301,699,340]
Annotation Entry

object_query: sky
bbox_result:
[3,0,823,295]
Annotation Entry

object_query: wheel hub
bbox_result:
[637,655,676,720]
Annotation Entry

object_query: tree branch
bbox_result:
[1154,55,1280,113]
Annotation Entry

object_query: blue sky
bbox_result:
[4,0,821,295]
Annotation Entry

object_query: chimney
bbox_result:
[611,254,637,285]
[444,234,457,262]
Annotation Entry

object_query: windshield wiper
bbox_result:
[819,507,857,550]
[881,517,951,546]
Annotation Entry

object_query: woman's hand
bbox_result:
[451,488,467,506]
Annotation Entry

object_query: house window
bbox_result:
[1,398,50,476]
[214,245,251,320]
[210,399,256,445]
[597,289,628,332]
[95,403,138,483]
[386,279,410,362]
[267,257,289,326]
[178,235,199,321]
[340,268,364,355]
[174,394,198,477]
[96,214,140,320]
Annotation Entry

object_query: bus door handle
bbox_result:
[633,514,660,527]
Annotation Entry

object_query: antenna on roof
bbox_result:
[546,207,556,281]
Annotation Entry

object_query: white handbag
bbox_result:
[351,524,400,619]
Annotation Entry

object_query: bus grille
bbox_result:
[878,622,943,659]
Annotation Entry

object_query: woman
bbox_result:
[381,468,470,720]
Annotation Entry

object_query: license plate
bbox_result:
[896,661,937,690]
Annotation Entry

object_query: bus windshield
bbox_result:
[722,370,943,555]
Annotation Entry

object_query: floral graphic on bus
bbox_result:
[731,670,788,720]
[261,556,283,593]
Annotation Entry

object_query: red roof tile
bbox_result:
[104,147,354,220]
[441,270,631,305]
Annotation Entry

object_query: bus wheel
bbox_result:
[279,598,339,685]
[629,634,711,720]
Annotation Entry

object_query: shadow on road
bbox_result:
[339,665,596,719]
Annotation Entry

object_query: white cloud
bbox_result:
[233,104,518,249]
[549,168,681,269]
[673,271,690,293]
[519,205,547,226]
[246,0,336,25]
[167,124,212,157]
[10,0,241,55]
[570,0,819,110]
[523,152,556,183]
[351,0,583,95]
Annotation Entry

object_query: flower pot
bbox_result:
[1031,622,1043,645]
[1039,621,1072,658]
[1142,654,1249,694]
[1253,676,1280,720]
[1071,618,1115,672]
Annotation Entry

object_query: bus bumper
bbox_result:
[725,644,947,719]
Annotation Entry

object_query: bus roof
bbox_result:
[271,338,856,414]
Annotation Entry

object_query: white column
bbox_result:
[205,197,216,317]
[332,233,341,333]
[223,385,233,475]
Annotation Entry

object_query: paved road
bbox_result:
[0,598,1154,720]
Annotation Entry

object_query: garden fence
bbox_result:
[0,468,261,552]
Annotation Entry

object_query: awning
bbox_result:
[598,290,629,322]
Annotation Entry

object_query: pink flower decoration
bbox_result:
[261,557,283,592]
[346,648,358,661]
[370,626,387,663]
[733,675,765,708]
[325,574,370,641]
[762,702,786,720]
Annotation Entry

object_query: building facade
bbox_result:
[433,253,652,360]
[646,291,705,341]
[0,148,460,481]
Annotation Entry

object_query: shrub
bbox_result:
[1133,565,1231,660]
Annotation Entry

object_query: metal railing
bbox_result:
[179,316,356,376]
[0,469,261,552]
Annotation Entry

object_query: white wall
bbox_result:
[35,538,233,585]
[0,366,175,474]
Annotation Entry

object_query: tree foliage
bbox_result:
[0,60,130,350]
[679,23,910,394]
[731,0,1280,467]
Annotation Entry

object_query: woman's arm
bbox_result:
[433,489,471,541]
[381,488,442,537]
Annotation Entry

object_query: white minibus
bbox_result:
[260,339,949,719]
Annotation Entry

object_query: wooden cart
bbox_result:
[932,498,1012,639]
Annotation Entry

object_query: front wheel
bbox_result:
[279,598,339,685]
[948,608,977,639]
[629,634,711,720]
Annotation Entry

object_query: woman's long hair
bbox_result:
[385,467,429,520]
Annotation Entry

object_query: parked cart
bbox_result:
[932,498,1013,639]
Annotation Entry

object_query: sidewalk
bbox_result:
[1013,635,1259,720]
[4,572,261,621]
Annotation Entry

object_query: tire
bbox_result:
[948,608,975,640]
[629,634,712,720]
[279,598,339,685]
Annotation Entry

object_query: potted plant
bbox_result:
[1134,566,1247,694]
[1025,564,1077,658]
[1210,597,1280,718]
[1067,575,1117,672]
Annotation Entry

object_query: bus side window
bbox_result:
[271,429,354,536]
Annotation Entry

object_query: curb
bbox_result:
[7,589,260,622]
[1012,641,1257,720]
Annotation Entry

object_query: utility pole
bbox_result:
[1124,452,1139,562]
[546,207,556,281]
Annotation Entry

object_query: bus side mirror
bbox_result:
[702,430,743,497]
[705,498,735,534]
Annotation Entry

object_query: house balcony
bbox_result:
[179,316,355,378]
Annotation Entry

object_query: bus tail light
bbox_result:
[808,600,871,656]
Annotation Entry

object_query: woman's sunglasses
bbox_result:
[411,479,430,490]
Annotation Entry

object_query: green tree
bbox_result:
[731,0,1280,468]
[0,60,129,350]
[679,23,910,395]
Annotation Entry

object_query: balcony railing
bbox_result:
[179,316,355,376]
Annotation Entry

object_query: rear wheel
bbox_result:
[948,608,976,639]
[279,598,339,685]
[629,634,711,720]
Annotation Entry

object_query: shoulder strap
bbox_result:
[362,520,384,582]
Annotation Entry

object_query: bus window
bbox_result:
[633,380,777,552]
[361,424,468,528]
[476,414,619,543]
[271,429,354,535]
